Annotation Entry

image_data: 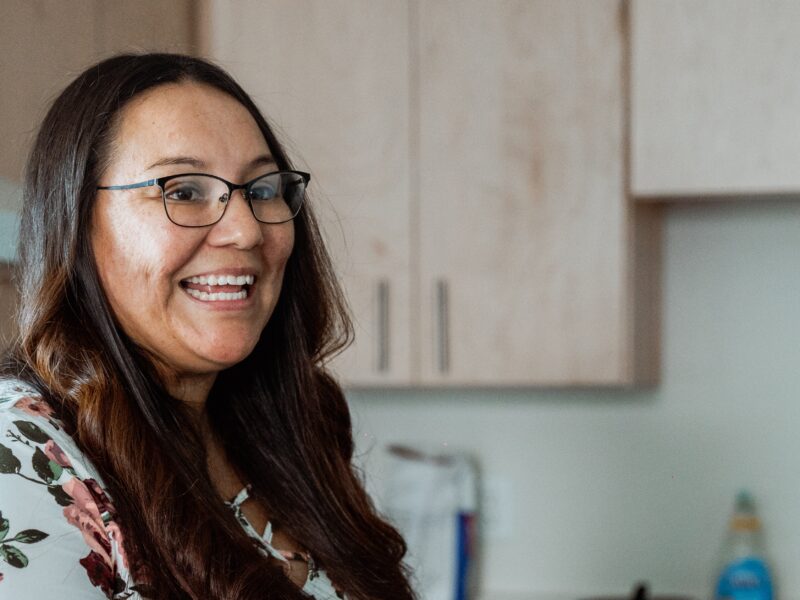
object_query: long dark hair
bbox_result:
[3,53,414,599]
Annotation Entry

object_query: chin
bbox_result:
[205,345,259,370]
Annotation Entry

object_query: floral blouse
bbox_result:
[0,378,345,599]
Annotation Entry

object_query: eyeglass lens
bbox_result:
[163,172,306,227]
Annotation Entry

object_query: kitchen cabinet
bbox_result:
[416,0,657,386]
[202,0,660,387]
[631,0,800,198]
[0,0,196,189]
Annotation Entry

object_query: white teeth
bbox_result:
[185,274,255,286]
[184,288,248,302]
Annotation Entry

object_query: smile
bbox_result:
[179,273,256,303]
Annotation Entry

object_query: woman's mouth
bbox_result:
[179,274,255,302]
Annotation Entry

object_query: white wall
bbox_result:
[0,177,21,261]
[348,200,800,600]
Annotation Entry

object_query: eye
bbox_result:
[163,176,215,203]
[249,183,278,202]
[248,177,279,202]
[165,184,204,203]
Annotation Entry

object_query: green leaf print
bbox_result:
[11,529,48,544]
[49,459,64,479]
[0,443,21,474]
[47,484,73,506]
[32,447,62,484]
[13,420,50,444]
[0,543,29,568]
[0,514,50,568]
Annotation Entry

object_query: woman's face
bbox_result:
[92,82,294,397]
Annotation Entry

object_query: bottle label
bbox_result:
[716,557,773,600]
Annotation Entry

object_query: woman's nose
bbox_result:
[207,189,263,249]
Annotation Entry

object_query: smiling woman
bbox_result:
[0,54,415,600]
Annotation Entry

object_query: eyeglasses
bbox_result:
[97,170,310,227]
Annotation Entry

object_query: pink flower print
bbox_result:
[62,477,114,568]
[77,478,129,571]
[13,396,54,420]
[83,479,114,516]
[43,439,73,469]
[79,550,116,596]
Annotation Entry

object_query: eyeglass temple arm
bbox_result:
[97,179,158,190]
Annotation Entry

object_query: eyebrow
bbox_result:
[145,154,277,172]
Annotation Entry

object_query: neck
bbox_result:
[161,370,218,436]
[175,376,216,409]
[146,348,219,410]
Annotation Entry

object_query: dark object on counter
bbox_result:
[633,583,648,600]
[580,581,696,600]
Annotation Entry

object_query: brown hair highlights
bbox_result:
[3,53,414,599]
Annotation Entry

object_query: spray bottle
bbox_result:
[714,491,774,600]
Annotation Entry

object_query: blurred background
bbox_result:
[2,1,799,599]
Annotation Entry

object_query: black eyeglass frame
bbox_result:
[96,170,311,227]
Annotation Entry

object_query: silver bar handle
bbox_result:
[435,279,450,373]
[377,279,390,373]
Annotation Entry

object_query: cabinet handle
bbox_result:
[435,279,450,374]
[377,279,390,373]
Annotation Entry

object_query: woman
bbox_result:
[0,53,415,599]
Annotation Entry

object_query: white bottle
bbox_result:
[714,491,774,600]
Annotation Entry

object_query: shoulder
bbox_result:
[0,377,66,436]
[0,377,135,598]
[0,378,43,411]
[0,376,85,478]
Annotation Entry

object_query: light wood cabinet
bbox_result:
[417,0,657,386]
[631,0,800,198]
[203,0,660,387]
[0,0,196,190]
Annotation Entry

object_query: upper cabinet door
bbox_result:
[0,0,196,188]
[203,1,413,385]
[0,1,96,184]
[632,0,800,198]
[416,0,644,385]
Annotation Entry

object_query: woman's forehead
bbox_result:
[109,82,270,174]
